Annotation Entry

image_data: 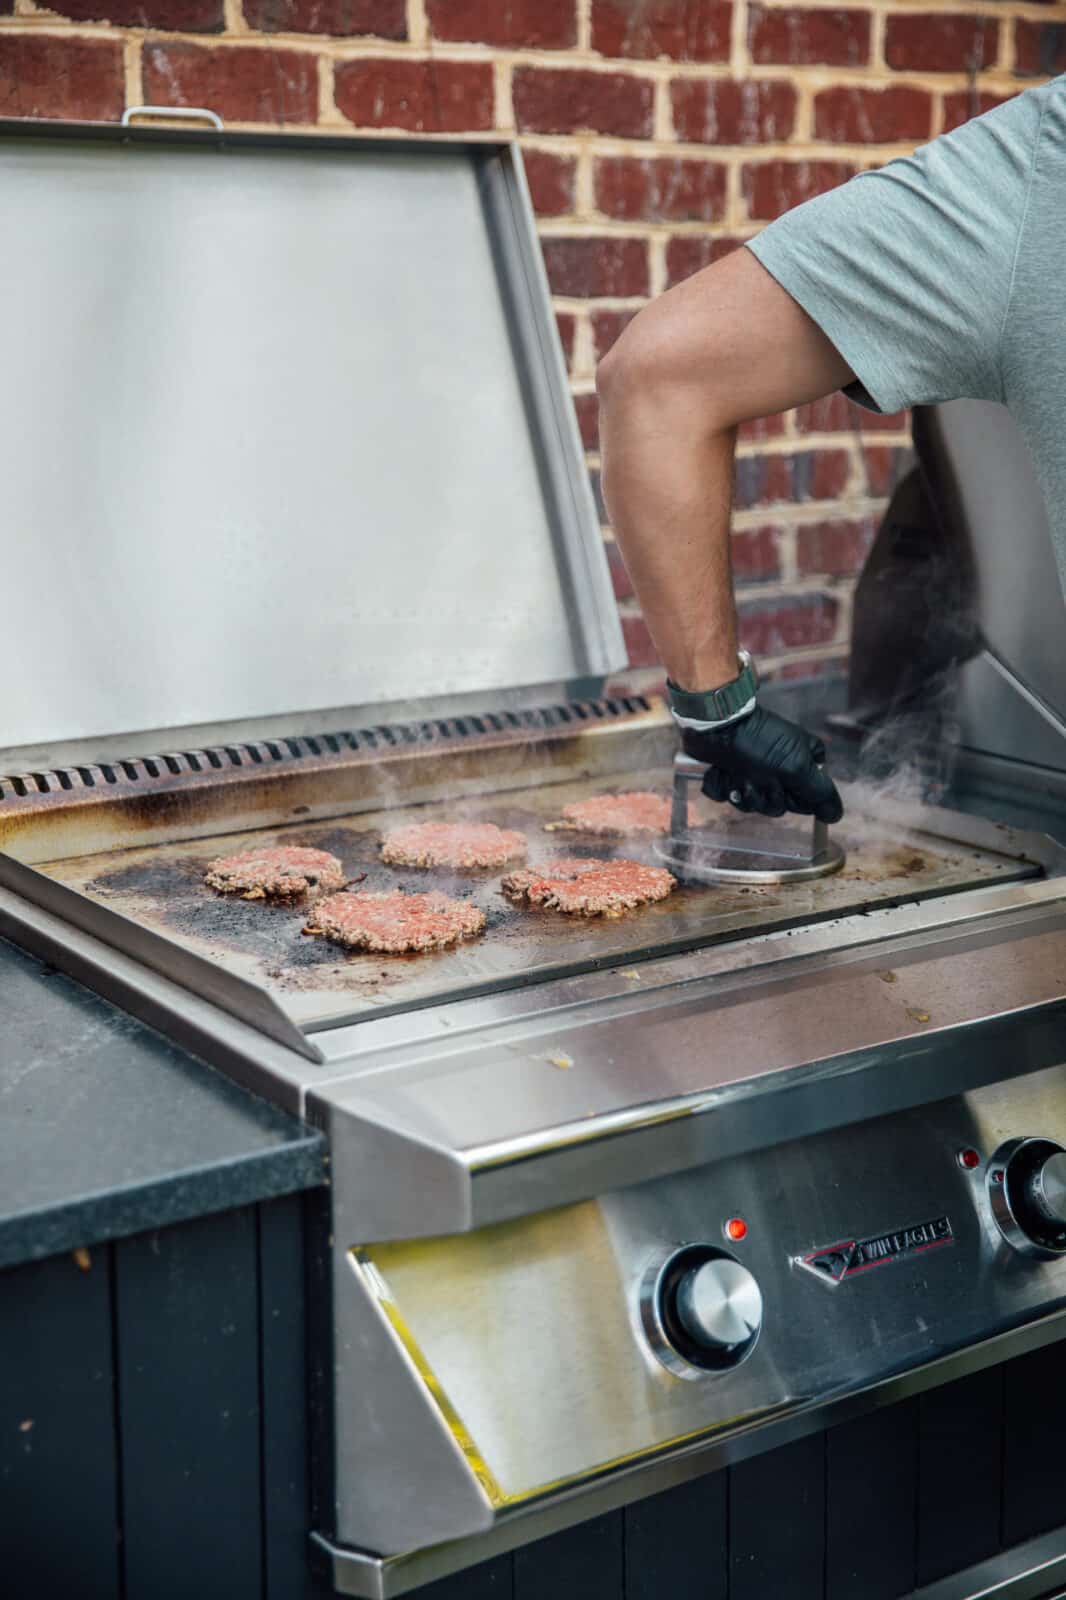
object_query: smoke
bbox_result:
[835,665,962,853]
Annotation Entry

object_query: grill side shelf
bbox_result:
[0,852,322,1064]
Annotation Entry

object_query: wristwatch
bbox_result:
[666,650,759,726]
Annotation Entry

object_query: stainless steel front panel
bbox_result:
[0,128,621,763]
[331,1063,1066,1556]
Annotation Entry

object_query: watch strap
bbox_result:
[667,651,759,723]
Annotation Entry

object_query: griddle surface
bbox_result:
[41,771,1035,1032]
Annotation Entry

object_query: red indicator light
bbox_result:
[725,1217,748,1242]
[990,1169,1005,1186]
[957,1148,981,1171]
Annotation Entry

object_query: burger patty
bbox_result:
[304,889,486,953]
[501,856,676,917]
[380,820,528,869]
[547,791,678,837]
[204,845,345,900]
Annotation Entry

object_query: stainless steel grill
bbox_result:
[5,115,1066,1600]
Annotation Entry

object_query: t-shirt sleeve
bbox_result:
[745,89,1046,416]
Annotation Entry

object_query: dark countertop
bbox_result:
[0,936,326,1271]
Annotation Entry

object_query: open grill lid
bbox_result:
[0,118,624,772]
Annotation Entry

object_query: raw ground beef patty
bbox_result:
[501,857,676,917]
[380,820,527,869]
[547,792,678,836]
[204,845,345,900]
[304,889,486,953]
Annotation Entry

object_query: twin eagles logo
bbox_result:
[798,1216,954,1285]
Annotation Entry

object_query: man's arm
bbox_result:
[596,246,854,819]
[597,247,853,691]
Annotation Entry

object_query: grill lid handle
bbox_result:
[121,105,225,132]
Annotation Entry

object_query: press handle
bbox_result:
[121,105,225,131]
[671,751,832,863]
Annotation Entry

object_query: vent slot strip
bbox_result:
[0,696,652,804]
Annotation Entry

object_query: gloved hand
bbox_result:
[681,706,843,823]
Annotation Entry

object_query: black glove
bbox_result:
[681,705,843,823]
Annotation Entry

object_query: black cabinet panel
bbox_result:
[0,1247,119,1597]
[827,1401,918,1600]
[1003,1342,1066,1547]
[917,1368,1004,1585]
[730,1433,825,1600]
[625,1472,727,1600]
[115,1208,263,1600]
[515,1512,623,1600]
[260,1195,322,1600]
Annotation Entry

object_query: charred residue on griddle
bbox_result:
[54,773,1029,1016]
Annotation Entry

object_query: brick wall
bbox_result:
[2,0,1060,697]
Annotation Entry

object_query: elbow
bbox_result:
[596,301,734,440]
[595,312,658,420]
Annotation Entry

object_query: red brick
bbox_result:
[742,159,855,222]
[592,0,731,62]
[523,150,576,216]
[49,0,222,26]
[591,307,638,361]
[739,595,840,655]
[606,540,634,600]
[809,449,853,498]
[621,611,661,668]
[794,394,908,434]
[732,526,780,581]
[941,89,1017,132]
[513,66,653,138]
[541,236,649,297]
[1015,22,1066,78]
[814,86,932,145]
[244,0,405,36]
[0,36,123,122]
[739,412,787,442]
[334,58,493,132]
[574,391,600,451]
[861,445,915,497]
[796,518,876,577]
[748,6,871,67]
[427,0,575,48]
[143,43,316,123]
[734,448,850,508]
[664,234,742,287]
[555,312,576,370]
[594,155,727,223]
[735,454,792,509]
[884,16,998,74]
[671,77,797,146]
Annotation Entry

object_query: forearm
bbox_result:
[599,382,740,693]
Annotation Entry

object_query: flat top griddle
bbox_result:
[40,767,1038,1034]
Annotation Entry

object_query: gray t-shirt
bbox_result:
[746,75,1066,580]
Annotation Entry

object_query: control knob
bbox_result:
[987,1138,1066,1259]
[642,1245,763,1376]
[1028,1150,1066,1227]
[675,1257,763,1354]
